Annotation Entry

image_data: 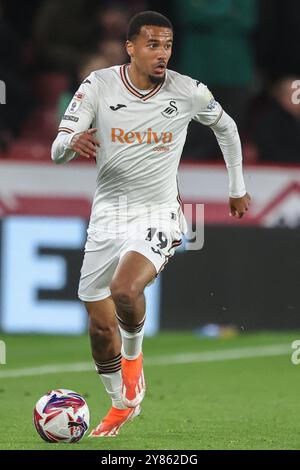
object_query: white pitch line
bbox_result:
[0,344,291,379]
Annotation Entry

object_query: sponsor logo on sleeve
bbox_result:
[75,92,85,100]
[68,101,81,114]
[62,115,79,122]
[68,91,85,114]
[207,97,218,110]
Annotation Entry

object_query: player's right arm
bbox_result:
[51,73,100,164]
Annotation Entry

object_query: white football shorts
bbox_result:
[78,215,184,302]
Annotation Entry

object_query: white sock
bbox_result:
[98,370,127,410]
[119,325,145,360]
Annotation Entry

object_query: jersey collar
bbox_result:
[120,64,165,101]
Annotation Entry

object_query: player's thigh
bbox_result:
[121,219,182,279]
[111,218,182,295]
[78,230,120,302]
[110,250,157,298]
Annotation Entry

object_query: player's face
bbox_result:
[127,26,173,85]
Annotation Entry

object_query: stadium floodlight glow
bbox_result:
[0,80,6,104]
[0,340,6,365]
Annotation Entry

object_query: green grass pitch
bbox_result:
[0,331,299,450]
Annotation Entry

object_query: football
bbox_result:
[33,389,90,443]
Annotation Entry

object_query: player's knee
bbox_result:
[110,281,140,307]
[88,317,117,344]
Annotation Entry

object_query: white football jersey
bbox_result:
[55,65,223,232]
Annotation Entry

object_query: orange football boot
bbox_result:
[89,405,141,437]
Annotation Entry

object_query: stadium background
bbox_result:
[0,0,299,450]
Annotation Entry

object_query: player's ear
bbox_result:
[126,40,134,58]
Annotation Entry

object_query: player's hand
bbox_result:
[70,128,100,159]
[229,193,251,219]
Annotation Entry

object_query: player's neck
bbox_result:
[127,63,154,90]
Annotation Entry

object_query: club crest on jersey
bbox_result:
[161,100,178,119]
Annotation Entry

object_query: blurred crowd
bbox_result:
[0,0,299,163]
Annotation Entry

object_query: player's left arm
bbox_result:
[211,111,251,219]
[191,82,251,219]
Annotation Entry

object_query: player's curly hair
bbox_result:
[127,11,173,41]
